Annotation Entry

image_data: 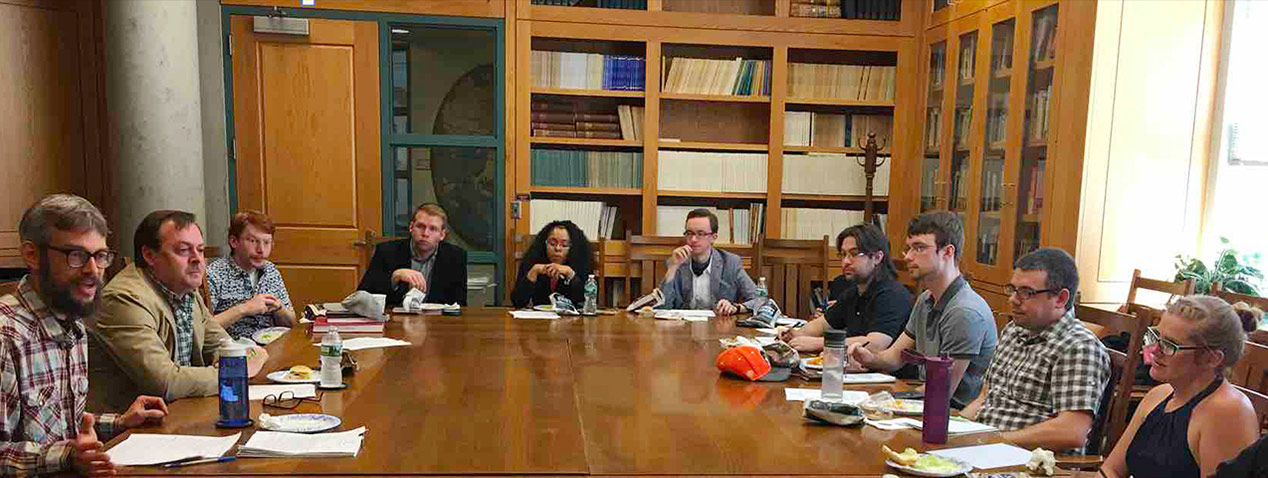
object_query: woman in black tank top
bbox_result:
[1101,296,1259,478]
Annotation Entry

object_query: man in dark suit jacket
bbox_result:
[358,204,467,306]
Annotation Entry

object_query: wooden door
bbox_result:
[230,17,381,310]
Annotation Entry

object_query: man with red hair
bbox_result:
[206,211,295,339]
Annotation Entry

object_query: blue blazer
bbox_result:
[657,248,758,311]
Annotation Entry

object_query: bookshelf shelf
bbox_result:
[783,193,890,202]
[531,137,642,147]
[660,92,770,103]
[959,77,975,87]
[993,68,1012,79]
[532,186,643,196]
[783,145,866,154]
[1025,140,1048,148]
[785,97,895,108]
[532,87,645,98]
[658,190,767,199]
[1034,58,1055,70]
[658,141,768,151]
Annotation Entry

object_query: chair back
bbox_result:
[1077,304,1154,455]
[1211,282,1268,311]
[511,234,535,279]
[1232,341,1268,395]
[0,280,18,298]
[624,235,682,303]
[1234,384,1268,434]
[756,236,830,319]
[1126,268,1195,310]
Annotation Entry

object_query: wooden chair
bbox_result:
[623,235,681,305]
[1125,268,1195,312]
[1234,384,1268,433]
[1231,340,1268,395]
[0,280,18,297]
[717,242,760,281]
[204,245,221,261]
[756,236,830,319]
[1077,304,1153,455]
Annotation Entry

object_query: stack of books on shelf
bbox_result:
[924,108,941,152]
[977,224,1000,265]
[1022,161,1045,215]
[1027,86,1051,143]
[784,112,892,150]
[781,153,890,196]
[787,63,895,101]
[661,57,771,96]
[532,0,647,8]
[986,93,1008,148]
[531,150,643,188]
[529,199,621,240]
[531,51,646,91]
[790,0,900,20]
[958,41,976,83]
[656,204,763,245]
[920,159,939,203]
[930,50,946,90]
[781,208,866,241]
[979,169,1004,213]
[991,31,1015,74]
[952,106,972,150]
[531,100,644,139]
[656,151,767,193]
[1032,14,1058,63]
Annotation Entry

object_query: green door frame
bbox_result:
[220,6,505,302]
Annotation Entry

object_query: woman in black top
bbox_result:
[511,220,594,308]
[1101,296,1259,478]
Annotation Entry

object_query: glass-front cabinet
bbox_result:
[917,1,1063,285]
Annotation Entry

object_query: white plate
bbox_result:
[884,458,973,477]
[801,356,824,370]
[266,370,320,384]
[259,413,341,433]
[252,327,290,345]
[888,399,925,416]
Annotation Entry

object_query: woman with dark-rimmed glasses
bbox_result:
[1101,296,1260,478]
[510,220,594,309]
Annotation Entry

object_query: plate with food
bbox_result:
[888,398,924,416]
[267,365,320,384]
[252,327,290,345]
[883,445,973,477]
[533,305,556,312]
[258,413,341,433]
[801,356,824,370]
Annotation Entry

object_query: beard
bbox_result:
[38,253,101,318]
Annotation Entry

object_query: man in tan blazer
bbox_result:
[88,210,268,411]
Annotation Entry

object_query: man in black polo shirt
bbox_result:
[779,223,914,354]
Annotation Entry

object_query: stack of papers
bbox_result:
[312,337,411,351]
[106,433,241,466]
[862,416,998,435]
[238,427,368,458]
[783,388,869,404]
[511,310,560,319]
[929,443,1032,469]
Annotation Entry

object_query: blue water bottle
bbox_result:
[215,339,253,428]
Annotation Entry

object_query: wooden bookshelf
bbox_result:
[531,137,642,147]
[657,141,768,151]
[532,186,643,196]
[660,92,771,103]
[531,87,645,98]
[658,190,767,200]
[783,193,890,202]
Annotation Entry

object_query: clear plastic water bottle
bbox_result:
[755,277,769,309]
[822,330,847,401]
[320,326,343,388]
[583,274,598,315]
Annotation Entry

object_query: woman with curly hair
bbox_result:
[511,221,594,308]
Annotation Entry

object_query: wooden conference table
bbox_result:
[110,308,1010,477]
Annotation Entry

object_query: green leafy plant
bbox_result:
[1174,237,1264,296]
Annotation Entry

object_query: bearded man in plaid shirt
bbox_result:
[961,247,1110,452]
[1,194,167,477]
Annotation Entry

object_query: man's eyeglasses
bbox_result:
[45,245,116,269]
[262,390,325,409]
[683,231,714,239]
[902,243,935,255]
[842,249,869,259]
[1004,284,1058,301]
[1144,326,1208,357]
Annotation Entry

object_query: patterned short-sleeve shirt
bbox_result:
[206,257,292,339]
[978,310,1111,441]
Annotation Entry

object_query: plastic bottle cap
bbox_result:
[219,338,248,358]
[824,330,848,348]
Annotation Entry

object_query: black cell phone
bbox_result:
[893,391,924,400]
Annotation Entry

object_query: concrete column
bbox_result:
[196,0,229,255]
[104,0,206,256]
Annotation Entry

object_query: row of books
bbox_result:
[790,0,901,20]
[929,49,947,89]
[784,112,893,150]
[656,150,768,193]
[985,93,1008,147]
[531,51,646,91]
[781,208,866,241]
[977,222,1001,265]
[948,167,969,211]
[924,107,941,151]
[531,0,647,8]
[661,57,772,97]
[530,149,644,188]
[781,153,891,196]
[1032,12,1058,63]
[990,28,1015,74]
[655,204,765,245]
[958,40,976,82]
[530,100,634,139]
[953,106,973,149]
[787,63,895,101]
[529,199,621,240]
[1027,86,1051,143]
[1022,161,1045,215]
[920,157,940,203]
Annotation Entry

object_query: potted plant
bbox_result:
[1174,237,1263,296]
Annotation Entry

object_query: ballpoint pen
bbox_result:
[162,456,237,468]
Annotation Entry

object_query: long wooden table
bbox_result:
[108,308,1009,477]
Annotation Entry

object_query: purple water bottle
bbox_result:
[903,350,952,444]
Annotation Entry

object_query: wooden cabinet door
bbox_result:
[230,17,381,310]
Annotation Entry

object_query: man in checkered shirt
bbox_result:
[961,247,1110,452]
[1,194,168,477]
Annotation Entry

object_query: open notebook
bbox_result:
[238,427,367,458]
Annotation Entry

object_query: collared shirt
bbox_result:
[410,247,437,292]
[824,274,914,339]
[690,258,714,310]
[978,310,1111,440]
[206,257,293,339]
[145,269,195,366]
[1,277,121,476]
[904,276,998,408]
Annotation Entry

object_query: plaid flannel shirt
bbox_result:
[2,277,121,477]
[978,310,1111,441]
[144,269,196,366]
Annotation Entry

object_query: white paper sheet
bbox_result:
[841,373,898,384]
[756,328,780,335]
[511,310,560,319]
[929,443,1033,470]
[238,426,367,458]
[250,384,317,401]
[653,310,715,321]
[106,432,241,466]
[864,417,918,430]
[783,388,869,404]
[311,337,411,351]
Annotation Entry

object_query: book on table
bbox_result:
[313,316,385,334]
